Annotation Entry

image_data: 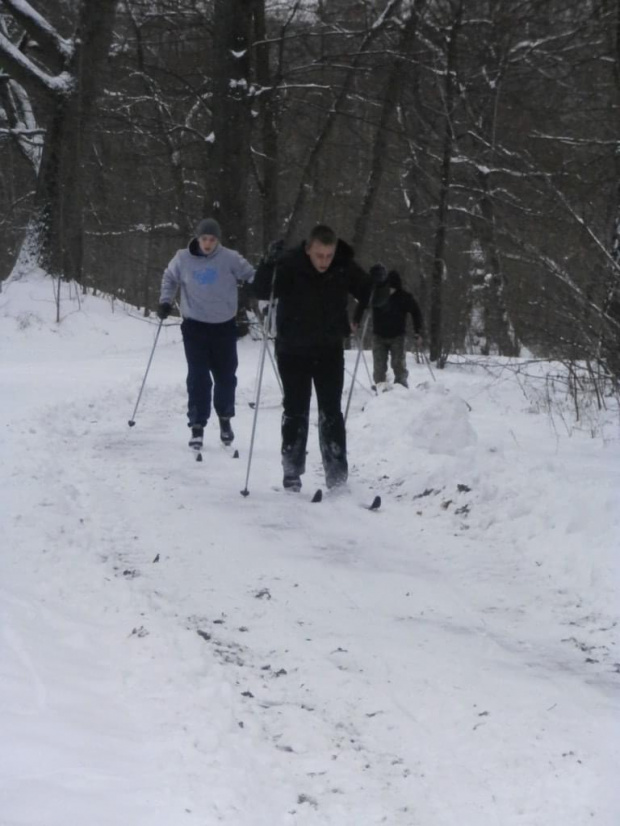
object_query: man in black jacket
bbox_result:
[372,270,423,389]
[252,224,373,492]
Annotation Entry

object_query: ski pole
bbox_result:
[248,338,261,409]
[344,292,374,423]
[421,349,437,382]
[360,347,377,393]
[248,320,282,407]
[413,339,421,364]
[241,268,277,496]
[266,336,283,396]
[128,319,164,427]
[344,365,375,397]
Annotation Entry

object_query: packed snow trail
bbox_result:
[1,276,619,826]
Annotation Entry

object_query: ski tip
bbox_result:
[233,449,239,459]
[369,495,381,510]
[127,420,135,427]
[311,489,323,503]
[195,452,203,462]
[240,488,250,497]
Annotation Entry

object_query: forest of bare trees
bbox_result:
[1,0,619,377]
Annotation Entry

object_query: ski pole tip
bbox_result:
[240,489,250,497]
[128,420,135,427]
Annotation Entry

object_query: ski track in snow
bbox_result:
[1,277,619,825]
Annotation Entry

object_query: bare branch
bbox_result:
[0,0,73,61]
[0,29,73,94]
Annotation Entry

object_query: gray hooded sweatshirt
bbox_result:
[160,238,255,324]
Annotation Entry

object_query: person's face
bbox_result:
[306,240,336,273]
[198,234,219,254]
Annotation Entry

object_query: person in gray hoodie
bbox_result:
[157,218,255,449]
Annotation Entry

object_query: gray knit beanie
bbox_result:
[195,218,222,239]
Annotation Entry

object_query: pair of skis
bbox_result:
[310,488,381,510]
[190,445,381,510]
[192,445,239,463]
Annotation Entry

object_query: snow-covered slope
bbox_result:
[1,273,619,826]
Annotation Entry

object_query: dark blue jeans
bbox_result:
[181,317,238,427]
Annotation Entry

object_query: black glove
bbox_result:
[157,302,172,320]
[266,239,285,264]
[369,263,388,284]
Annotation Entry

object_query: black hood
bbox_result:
[333,238,355,264]
[388,270,402,289]
[188,238,202,256]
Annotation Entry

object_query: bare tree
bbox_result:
[352,0,427,257]
[283,0,405,242]
[0,0,118,288]
[428,0,463,363]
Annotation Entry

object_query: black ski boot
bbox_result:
[219,417,234,446]
[189,425,204,450]
[326,474,348,491]
[283,474,302,492]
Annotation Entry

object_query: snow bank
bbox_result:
[0,270,165,357]
[358,380,477,456]
[350,366,619,619]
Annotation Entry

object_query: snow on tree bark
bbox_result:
[0,0,118,284]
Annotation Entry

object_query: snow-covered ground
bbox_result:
[1,273,619,826]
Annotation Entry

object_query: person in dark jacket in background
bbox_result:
[372,269,423,389]
[253,224,377,492]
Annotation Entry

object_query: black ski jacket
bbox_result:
[253,240,371,354]
[372,273,423,339]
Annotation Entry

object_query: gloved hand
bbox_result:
[157,302,172,320]
[266,239,285,264]
[369,263,388,284]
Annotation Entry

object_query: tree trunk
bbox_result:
[209,0,254,254]
[252,0,280,248]
[469,171,520,356]
[33,0,118,282]
[352,1,425,256]
[600,0,620,376]
[429,0,463,364]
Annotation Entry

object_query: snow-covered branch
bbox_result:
[0,75,43,170]
[0,30,74,94]
[0,0,73,61]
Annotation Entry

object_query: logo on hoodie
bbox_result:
[193,267,218,285]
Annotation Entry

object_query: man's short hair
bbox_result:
[308,224,337,246]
